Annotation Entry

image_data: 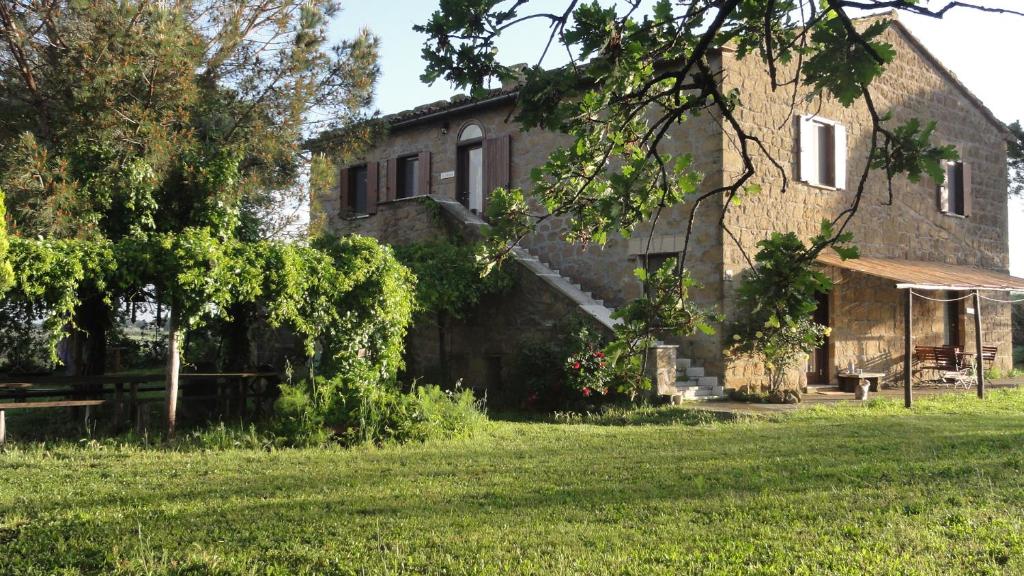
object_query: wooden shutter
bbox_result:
[339,167,350,216]
[417,151,431,195]
[366,161,378,214]
[385,158,397,202]
[798,116,819,185]
[961,161,972,217]
[484,134,511,200]
[833,123,847,190]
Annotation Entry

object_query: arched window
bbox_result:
[459,123,483,143]
[457,123,484,212]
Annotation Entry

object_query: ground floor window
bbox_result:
[348,164,368,215]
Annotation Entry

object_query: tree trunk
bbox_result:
[74,294,111,378]
[165,307,181,439]
[223,302,254,372]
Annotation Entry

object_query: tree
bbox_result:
[415,0,1019,379]
[1009,121,1023,198]
[0,0,379,376]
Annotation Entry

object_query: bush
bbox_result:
[506,321,617,411]
[272,376,486,446]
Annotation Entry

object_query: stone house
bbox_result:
[315,16,1021,400]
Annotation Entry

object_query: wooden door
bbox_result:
[806,292,830,385]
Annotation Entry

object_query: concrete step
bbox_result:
[669,391,726,404]
[697,376,718,387]
[676,357,692,370]
[685,366,704,378]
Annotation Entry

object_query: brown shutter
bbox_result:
[417,151,431,195]
[366,162,379,214]
[483,134,511,212]
[961,161,972,217]
[385,158,397,202]
[339,167,350,216]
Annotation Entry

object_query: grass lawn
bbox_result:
[3,392,1024,575]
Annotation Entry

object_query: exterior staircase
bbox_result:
[429,195,722,400]
[669,356,726,403]
[510,246,620,331]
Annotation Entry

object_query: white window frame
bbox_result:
[798,115,847,190]
[938,158,970,218]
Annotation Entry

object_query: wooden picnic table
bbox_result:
[0,399,105,445]
[0,371,279,432]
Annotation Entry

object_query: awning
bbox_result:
[815,253,1024,292]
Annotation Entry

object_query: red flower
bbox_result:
[572,362,581,370]
[596,351,605,358]
[582,387,592,397]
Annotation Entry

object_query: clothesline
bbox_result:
[909,290,1024,304]
[909,291,973,302]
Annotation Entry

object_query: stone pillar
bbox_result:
[646,344,678,398]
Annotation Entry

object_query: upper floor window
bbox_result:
[939,159,972,217]
[458,123,484,213]
[798,115,847,189]
[459,123,483,143]
[348,164,368,215]
[642,253,677,297]
[396,155,419,199]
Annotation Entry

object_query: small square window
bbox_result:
[798,116,846,190]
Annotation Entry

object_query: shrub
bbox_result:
[272,375,486,446]
[272,383,330,447]
[565,327,613,397]
[507,321,613,411]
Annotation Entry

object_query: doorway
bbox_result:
[806,291,831,385]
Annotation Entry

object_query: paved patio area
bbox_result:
[686,377,1024,417]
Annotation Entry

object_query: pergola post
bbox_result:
[973,289,985,399]
[904,288,913,408]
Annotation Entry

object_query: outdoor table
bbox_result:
[837,371,884,393]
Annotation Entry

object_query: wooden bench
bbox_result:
[914,345,961,374]
[0,400,105,445]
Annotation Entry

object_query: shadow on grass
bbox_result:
[487,403,737,426]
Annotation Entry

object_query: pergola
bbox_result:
[817,254,1024,407]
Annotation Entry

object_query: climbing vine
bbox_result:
[1,227,416,387]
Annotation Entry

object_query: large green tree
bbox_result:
[415,0,1020,373]
[0,0,379,376]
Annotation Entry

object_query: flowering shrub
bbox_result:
[565,346,611,397]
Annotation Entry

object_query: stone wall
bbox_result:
[718,18,1014,388]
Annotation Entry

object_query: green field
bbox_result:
[2,392,1024,575]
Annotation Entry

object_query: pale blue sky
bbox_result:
[329,1,1023,275]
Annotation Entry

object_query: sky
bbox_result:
[328,1,1024,275]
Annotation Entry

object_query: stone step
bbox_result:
[697,376,718,387]
[676,357,692,370]
[685,366,704,378]
[669,391,726,405]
